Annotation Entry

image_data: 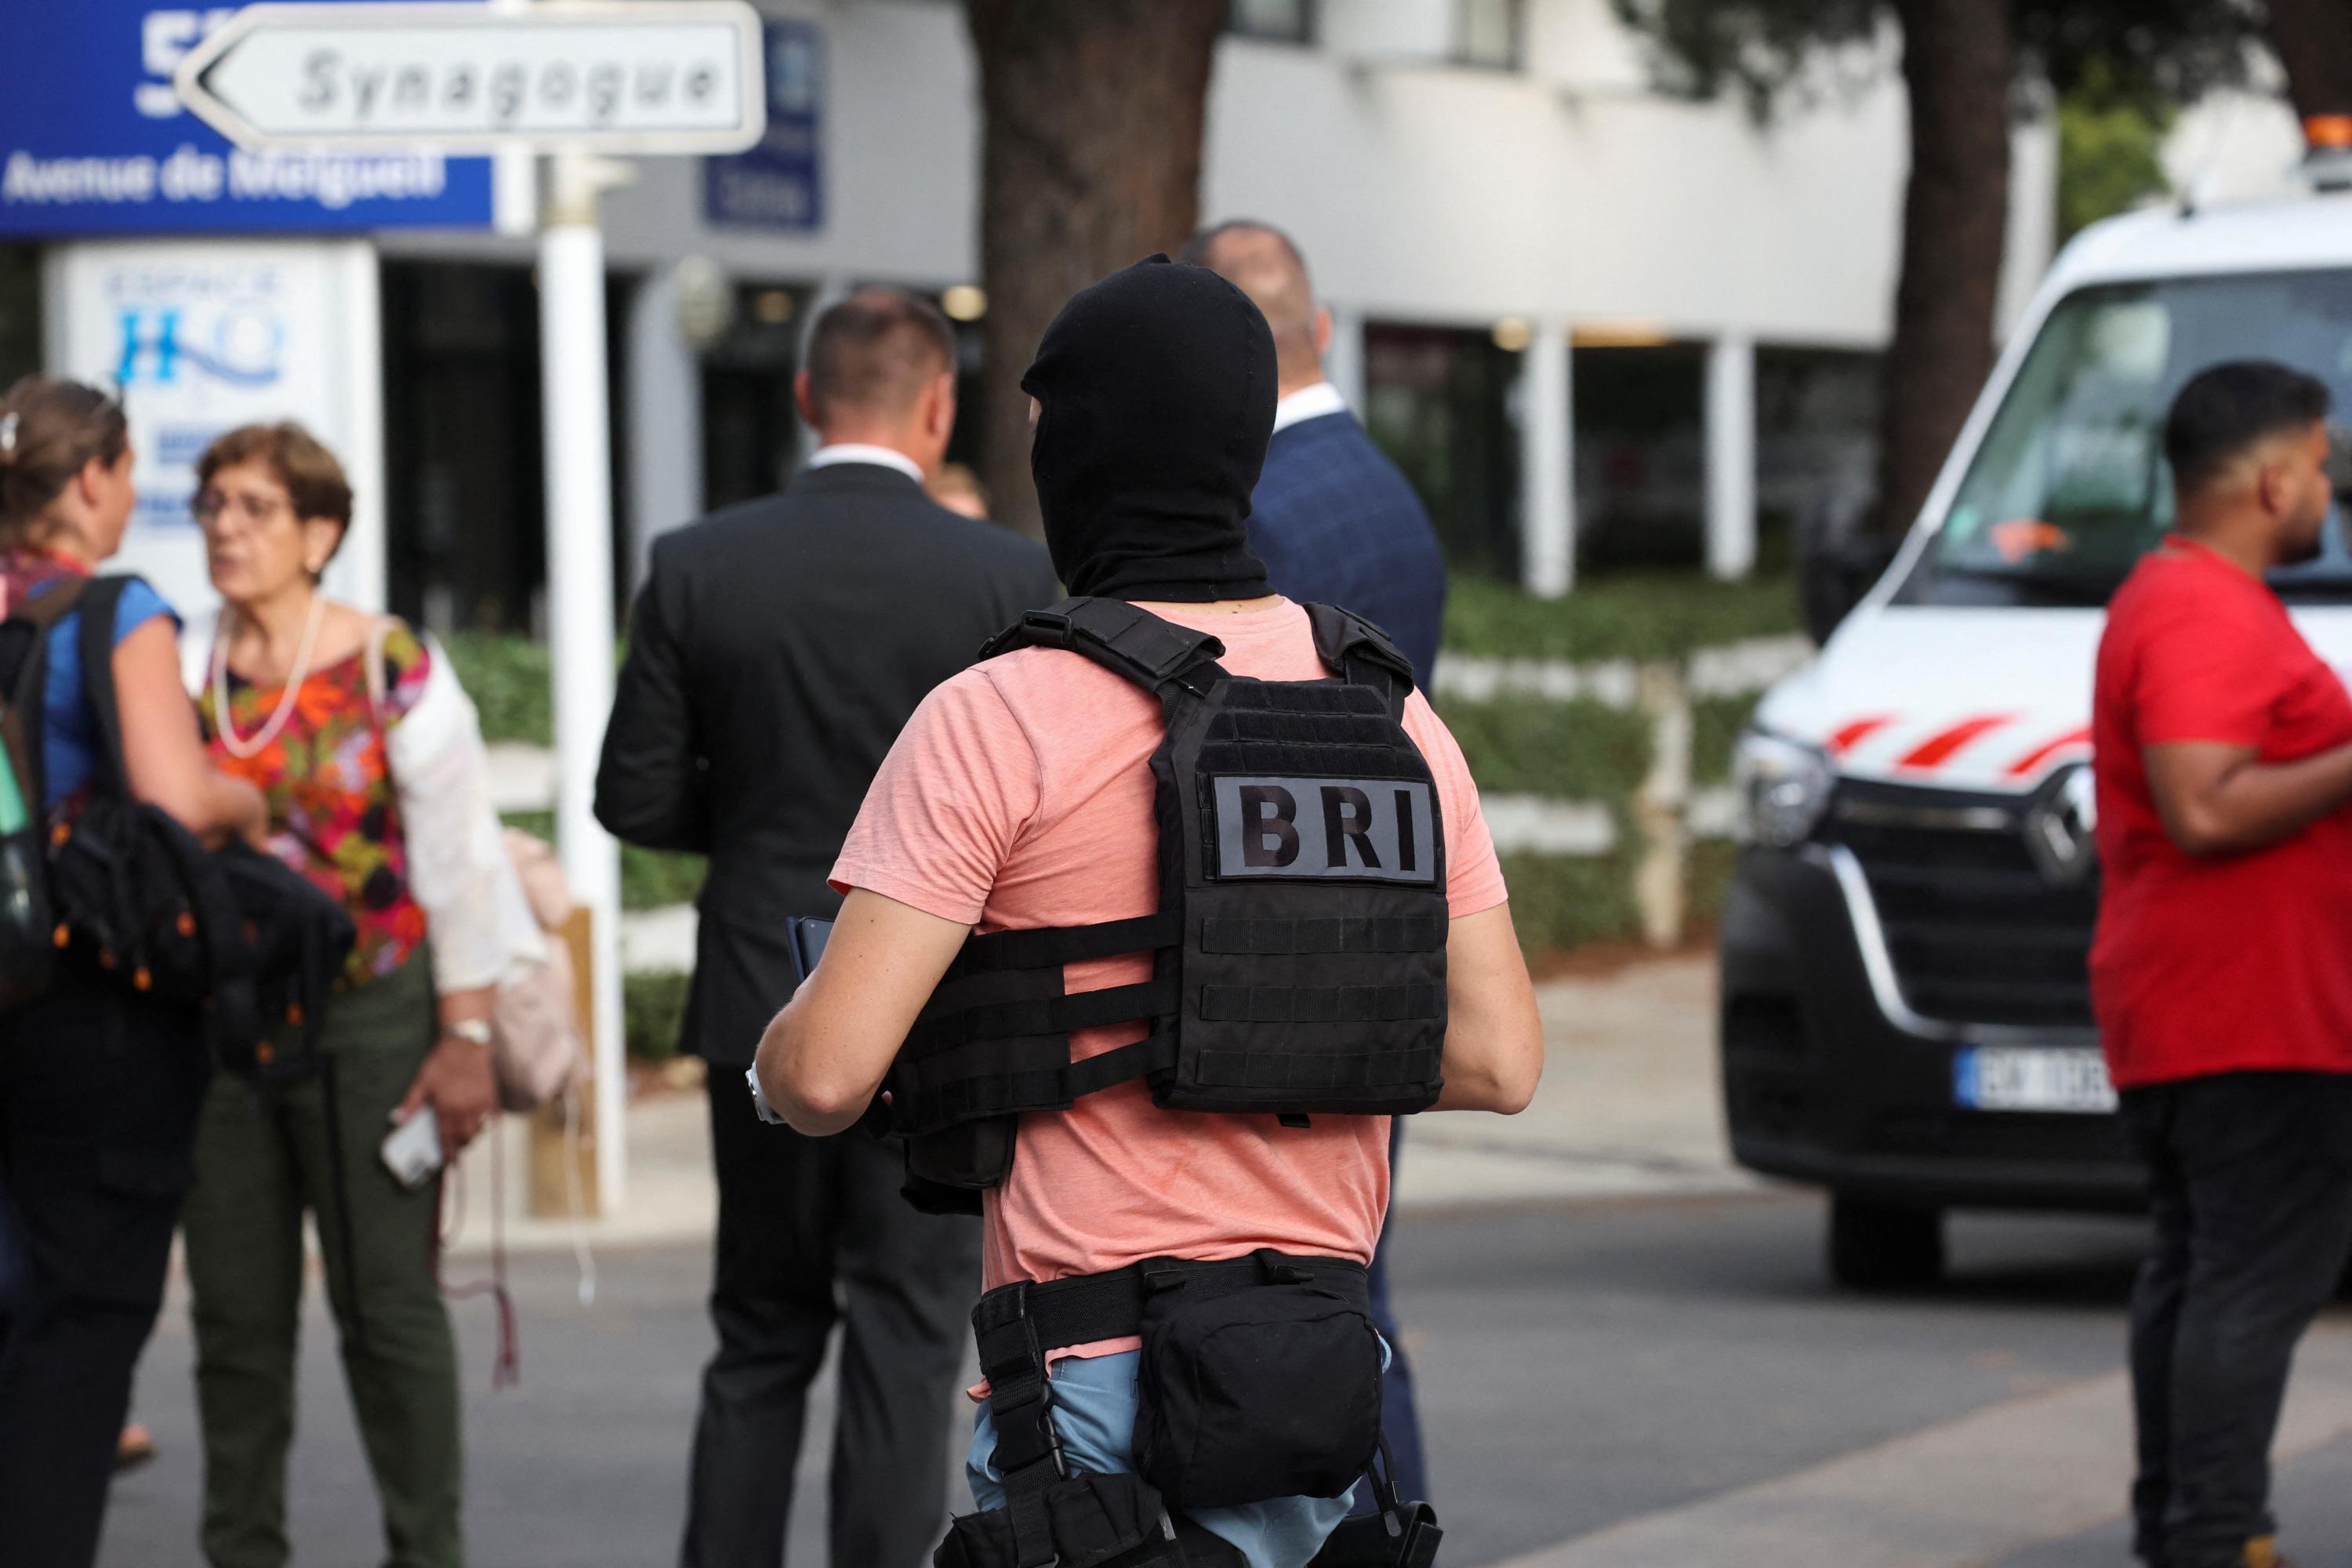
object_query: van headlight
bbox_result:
[1733,730,1835,848]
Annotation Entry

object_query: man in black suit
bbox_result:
[596,289,1058,1568]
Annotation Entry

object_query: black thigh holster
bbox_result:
[936,1252,1443,1568]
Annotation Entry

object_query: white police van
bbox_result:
[1722,175,2352,1289]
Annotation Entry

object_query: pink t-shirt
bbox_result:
[830,597,1508,1337]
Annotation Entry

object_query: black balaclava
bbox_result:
[1022,254,1276,602]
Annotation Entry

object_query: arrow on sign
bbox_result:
[175,2,767,154]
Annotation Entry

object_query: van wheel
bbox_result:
[1827,1194,1944,1292]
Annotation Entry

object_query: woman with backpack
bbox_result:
[179,422,520,1568]
[0,376,268,1568]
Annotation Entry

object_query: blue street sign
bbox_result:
[702,16,821,232]
[0,1,495,238]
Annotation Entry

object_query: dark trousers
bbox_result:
[1353,1119,1428,1515]
[0,972,210,1568]
[683,1071,982,1568]
[183,956,461,1568]
[2123,1072,2352,1568]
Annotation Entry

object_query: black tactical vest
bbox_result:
[880,597,1449,1211]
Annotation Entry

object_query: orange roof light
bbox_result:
[2306,114,2352,151]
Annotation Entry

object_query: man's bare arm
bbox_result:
[1431,903,1544,1114]
[754,888,973,1136]
[2144,740,2352,857]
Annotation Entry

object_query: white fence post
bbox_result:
[1633,661,1693,947]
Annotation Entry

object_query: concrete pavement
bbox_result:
[106,953,2352,1568]
[104,1189,2352,1567]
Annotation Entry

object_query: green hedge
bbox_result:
[1690,694,1759,788]
[623,846,706,910]
[624,970,691,1062]
[1497,848,1643,954]
[442,631,553,746]
[1443,571,1800,664]
[1440,695,1650,801]
[501,810,705,913]
[447,573,1802,751]
[1683,839,1743,929]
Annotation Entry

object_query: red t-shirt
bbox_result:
[2089,538,2352,1087]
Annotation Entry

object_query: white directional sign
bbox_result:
[175,2,766,154]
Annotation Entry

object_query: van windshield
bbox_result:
[1901,268,2352,607]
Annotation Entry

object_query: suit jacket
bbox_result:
[595,462,1059,1064]
[1243,408,1449,686]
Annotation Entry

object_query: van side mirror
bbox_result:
[1798,496,1902,644]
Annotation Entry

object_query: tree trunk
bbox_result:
[2266,0,2352,121]
[1875,0,2013,538]
[966,0,1226,538]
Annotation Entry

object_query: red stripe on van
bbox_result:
[1895,716,2013,771]
[2005,725,2091,779]
[1827,717,1893,757]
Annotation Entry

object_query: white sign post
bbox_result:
[179,1,765,1215]
[536,148,629,1210]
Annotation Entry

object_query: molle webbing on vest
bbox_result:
[883,598,1450,1193]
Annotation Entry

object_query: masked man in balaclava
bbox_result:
[754,256,1544,1568]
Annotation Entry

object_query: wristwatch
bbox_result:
[746,1065,786,1126]
[445,1019,494,1047]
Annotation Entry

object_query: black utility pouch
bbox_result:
[1133,1251,1383,1512]
[932,1471,1245,1568]
[906,1114,1017,1195]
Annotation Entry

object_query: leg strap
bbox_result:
[975,1282,1066,1568]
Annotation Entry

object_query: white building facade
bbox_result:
[16,0,2067,626]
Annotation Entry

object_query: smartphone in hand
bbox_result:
[381,1107,445,1189]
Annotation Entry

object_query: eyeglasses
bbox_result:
[192,491,292,527]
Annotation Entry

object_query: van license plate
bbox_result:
[1953,1047,2116,1114]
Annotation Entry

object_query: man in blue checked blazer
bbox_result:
[1184,221,1449,687]
[1185,220,1450,1510]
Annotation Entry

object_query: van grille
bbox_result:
[1822,780,2097,1031]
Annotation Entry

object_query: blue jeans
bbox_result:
[966,1349,1358,1568]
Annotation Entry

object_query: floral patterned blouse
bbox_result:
[200,621,431,988]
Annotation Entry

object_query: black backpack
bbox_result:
[0,574,355,1084]
[0,575,82,1010]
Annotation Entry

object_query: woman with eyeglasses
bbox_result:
[179,423,511,1568]
[0,376,267,1568]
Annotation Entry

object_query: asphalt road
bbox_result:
[96,1192,2352,1568]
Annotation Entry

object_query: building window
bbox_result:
[701,282,811,515]
[1230,0,1314,44]
[0,247,39,389]
[1363,324,1522,581]
[1454,0,1523,69]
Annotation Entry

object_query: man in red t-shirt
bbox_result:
[2092,360,2352,1568]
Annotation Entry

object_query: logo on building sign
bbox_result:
[115,301,285,389]
[98,258,296,526]
[2024,764,2098,885]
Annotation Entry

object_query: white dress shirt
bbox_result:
[1270,380,1350,436]
[805,443,927,485]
